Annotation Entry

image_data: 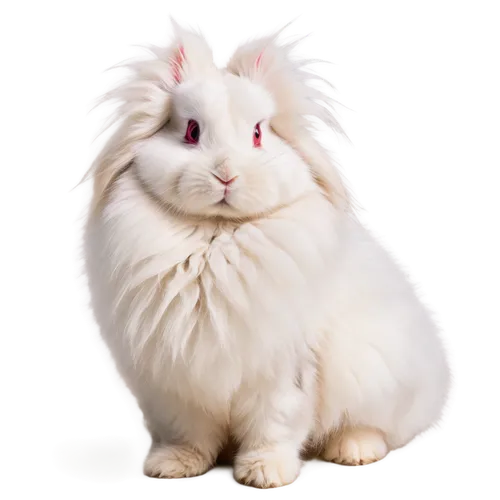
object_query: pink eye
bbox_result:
[253,122,262,147]
[184,119,200,144]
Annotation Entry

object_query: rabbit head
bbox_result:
[87,22,351,219]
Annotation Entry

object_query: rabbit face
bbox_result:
[135,73,317,219]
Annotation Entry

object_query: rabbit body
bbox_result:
[84,24,449,487]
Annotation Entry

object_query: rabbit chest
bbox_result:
[90,178,340,397]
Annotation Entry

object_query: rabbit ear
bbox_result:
[167,19,217,85]
[224,19,364,217]
[84,21,216,212]
[255,51,264,69]
[171,45,186,83]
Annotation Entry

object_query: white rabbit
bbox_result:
[84,22,449,488]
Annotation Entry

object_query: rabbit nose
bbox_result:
[212,173,238,186]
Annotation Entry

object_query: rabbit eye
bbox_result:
[184,119,200,145]
[253,122,262,147]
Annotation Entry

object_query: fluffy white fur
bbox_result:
[84,22,449,488]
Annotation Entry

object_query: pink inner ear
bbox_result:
[172,45,185,84]
[255,50,264,70]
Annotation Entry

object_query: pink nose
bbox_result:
[212,173,238,186]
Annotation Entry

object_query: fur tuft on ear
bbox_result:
[227,33,351,211]
[83,20,216,213]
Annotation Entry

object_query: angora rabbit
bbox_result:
[84,23,449,488]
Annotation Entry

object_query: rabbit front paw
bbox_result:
[144,444,212,478]
[234,446,300,488]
